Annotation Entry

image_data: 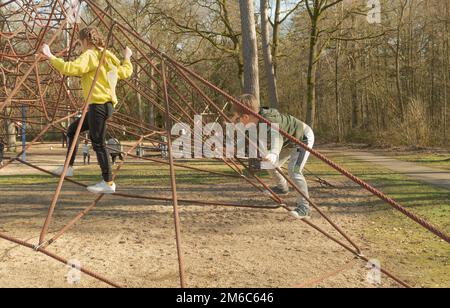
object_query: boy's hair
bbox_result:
[232,94,260,116]
[79,27,106,49]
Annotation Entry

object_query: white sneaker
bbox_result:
[87,181,116,194]
[289,205,311,220]
[53,165,74,177]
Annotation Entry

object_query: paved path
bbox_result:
[338,151,450,190]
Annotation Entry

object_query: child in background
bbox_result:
[231,94,315,219]
[41,27,133,194]
[82,140,91,165]
[160,136,168,159]
[107,137,123,165]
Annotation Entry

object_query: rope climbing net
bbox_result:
[0,0,448,288]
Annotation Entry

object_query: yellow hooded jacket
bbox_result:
[50,48,133,108]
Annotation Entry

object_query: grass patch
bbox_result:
[0,174,57,186]
[0,160,242,187]
[306,153,449,287]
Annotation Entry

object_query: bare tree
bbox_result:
[260,0,279,108]
[155,0,244,85]
[2,0,445,147]
[333,1,344,141]
[393,0,408,121]
[444,0,449,145]
[0,2,16,151]
[271,0,304,77]
[239,0,260,101]
[305,0,343,128]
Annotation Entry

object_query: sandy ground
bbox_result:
[0,143,435,288]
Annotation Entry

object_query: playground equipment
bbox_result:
[0,0,448,288]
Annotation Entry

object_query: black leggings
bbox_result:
[67,103,113,182]
[111,153,123,165]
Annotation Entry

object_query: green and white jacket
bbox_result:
[259,108,307,155]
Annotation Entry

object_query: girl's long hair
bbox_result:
[79,27,106,49]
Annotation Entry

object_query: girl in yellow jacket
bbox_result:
[41,27,133,194]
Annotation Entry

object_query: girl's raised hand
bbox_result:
[41,44,54,59]
[124,47,132,61]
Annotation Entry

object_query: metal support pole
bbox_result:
[161,58,186,288]
[21,105,27,162]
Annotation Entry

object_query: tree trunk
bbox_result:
[272,0,281,77]
[260,0,279,109]
[136,70,143,123]
[335,40,343,141]
[350,55,361,129]
[4,108,16,152]
[149,65,155,127]
[334,2,344,141]
[239,0,260,101]
[237,56,244,90]
[306,18,318,127]
[0,1,15,151]
[444,0,449,144]
[395,1,407,120]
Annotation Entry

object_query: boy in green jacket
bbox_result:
[231,94,315,219]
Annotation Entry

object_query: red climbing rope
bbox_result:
[0,0,445,290]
